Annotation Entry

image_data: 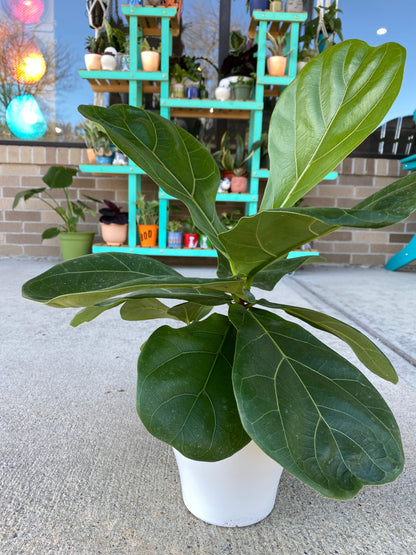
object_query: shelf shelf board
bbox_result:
[248,10,308,39]
[79,164,144,175]
[92,244,218,257]
[159,191,258,202]
[121,5,180,36]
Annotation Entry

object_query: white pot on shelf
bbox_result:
[173,441,283,527]
[214,86,231,100]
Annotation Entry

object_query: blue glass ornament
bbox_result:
[6,94,47,140]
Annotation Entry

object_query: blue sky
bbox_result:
[55,0,415,126]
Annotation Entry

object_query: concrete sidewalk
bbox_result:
[1,257,415,554]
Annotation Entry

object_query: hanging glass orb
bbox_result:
[6,37,46,84]
[9,0,45,24]
[6,94,47,140]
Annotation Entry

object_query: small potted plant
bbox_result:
[266,32,290,76]
[75,119,102,164]
[12,166,98,260]
[98,199,128,246]
[167,220,183,248]
[136,194,159,247]
[182,217,199,248]
[170,63,188,98]
[230,75,254,101]
[213,131,259,193]
[93,133,114,165]
[140,38,161,72]
[85,35,106,70]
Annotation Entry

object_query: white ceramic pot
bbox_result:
[214,86,231,101]
[101,54,117,71]
[173,441,283,527]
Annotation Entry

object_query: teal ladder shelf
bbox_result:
[78,6,308,257]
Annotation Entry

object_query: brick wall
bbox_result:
[1,145,414,265]
[305,157,415,265]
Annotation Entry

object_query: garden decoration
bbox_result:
[22,40,416,525]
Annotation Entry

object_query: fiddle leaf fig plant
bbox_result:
[22,40,416,500]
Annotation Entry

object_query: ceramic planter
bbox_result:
[84,53,101,71]
[167,231,182,248]
[170,83,185,98]
[86,148,96,164]
[141,51,160,72]
[101,54,117,71]
[231,83,252,101]
[248,0,269,15]
[269,0,283,11]
[58,232,95,260]
[231,175,248,193]
[173,442,283,527]
[267,55,287,77]
[95,154,114,165]
[184,233,198,248]
[285,0,303,12]
[100,223,128,246]
[138,225,158,247]
[214,86,231,101]
[199,234,212,249]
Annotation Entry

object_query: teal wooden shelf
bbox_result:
[80,6,307,258]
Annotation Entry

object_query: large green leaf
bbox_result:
[252,255,325,291]
[22,252,242,308]
[71,296,216,327]
[257,300,397,383]
[78,104,227,256]
[229,305,404,499]
[221,172,416,277]
[136,314,250,461]
[261,40,406,209]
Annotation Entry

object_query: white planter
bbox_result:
[101,54,117,71]
[215,86,231,101]
[173,441,283,527]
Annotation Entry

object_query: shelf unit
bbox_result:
[79,6,308,257]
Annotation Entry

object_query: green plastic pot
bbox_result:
[59,232,95,260]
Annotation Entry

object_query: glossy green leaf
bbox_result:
[78,104,227,256]
[136,314,250,461]
[167,302,212,324]
[71,294,219,327]
[120,298,181,322]
[261,40,406,209]
[221,173,416,277]
[257,300,397,383]
[252,255,325,291]
[229,305,404,499]
[22,252,242,308]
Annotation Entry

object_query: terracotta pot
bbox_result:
[221,170,234,180]
[138,225,158,247]
[100,223,128,246]
[140,51,160,72]
[267,56,287,77]
[184,233,199,248]
[231,176,248,193]
[86,148,96,164]
[84,53,102,71]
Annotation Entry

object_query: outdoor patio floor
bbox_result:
[1,257,415,554]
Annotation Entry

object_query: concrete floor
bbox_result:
[1,257,415,554]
